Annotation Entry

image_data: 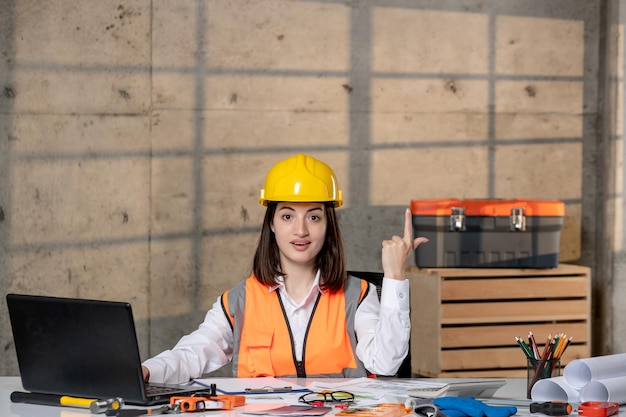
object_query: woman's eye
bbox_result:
[309,215,320,221]
[282,214,292,220]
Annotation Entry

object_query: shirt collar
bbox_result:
[269,269,323,294]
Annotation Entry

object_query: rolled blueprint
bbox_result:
[580,376,626,404]
[531,376,580,402]
[564,353,626,388]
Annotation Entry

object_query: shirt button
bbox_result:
[399,292,405,299]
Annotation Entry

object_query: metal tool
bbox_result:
[90,397,125,414]
[105,403,180,416]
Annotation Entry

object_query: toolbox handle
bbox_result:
[510,208,526,231]
[449,207,466,232]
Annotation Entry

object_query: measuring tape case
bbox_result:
[411,199,565,268]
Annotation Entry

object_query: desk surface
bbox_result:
[0,377,616,417]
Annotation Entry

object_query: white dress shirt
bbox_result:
[143,272,411,384]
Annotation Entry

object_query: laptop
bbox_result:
[6,293,208,405]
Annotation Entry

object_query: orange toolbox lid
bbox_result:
[410,199,565,216]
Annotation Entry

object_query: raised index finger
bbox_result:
[403,207,413,243]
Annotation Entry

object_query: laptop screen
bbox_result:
[7,294,147,402]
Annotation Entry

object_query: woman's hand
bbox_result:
[142,365,150,382]
[381,208,428,280]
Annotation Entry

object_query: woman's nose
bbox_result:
[294,217,308,235]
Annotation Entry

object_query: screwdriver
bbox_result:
[530,401,573,416]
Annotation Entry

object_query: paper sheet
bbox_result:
[308,377,447,398]
[243,405,332,416]
[530,353,626,404]
[580,376,626,403]
[563,353,626,388]
[530,376,580,402]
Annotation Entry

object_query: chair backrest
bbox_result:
[348,271,412,378]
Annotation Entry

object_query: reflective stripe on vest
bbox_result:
[221,275,369,378]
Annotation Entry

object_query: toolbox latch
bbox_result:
[510,207,526,231]
[450,207,466,231]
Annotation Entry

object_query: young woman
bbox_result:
[142,153,428,383]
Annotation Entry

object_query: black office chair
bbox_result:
[348,270,412,378]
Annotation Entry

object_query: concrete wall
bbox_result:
[612,0,626,354]
[0,0,620,375]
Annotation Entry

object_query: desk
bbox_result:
[0,377,620,417]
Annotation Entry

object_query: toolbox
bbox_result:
[411,199,565,268]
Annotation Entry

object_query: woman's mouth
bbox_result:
[291,241,310,251]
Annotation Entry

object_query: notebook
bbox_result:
[6,293,207,405]
[407,379,506,398]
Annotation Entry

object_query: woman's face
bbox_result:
[271,202,327,270]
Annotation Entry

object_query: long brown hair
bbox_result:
[252,202,347,291]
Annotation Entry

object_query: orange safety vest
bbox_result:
[221,275,370,378]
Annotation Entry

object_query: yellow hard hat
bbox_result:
[259,153,343,207]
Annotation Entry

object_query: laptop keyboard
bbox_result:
[145,384,186,397]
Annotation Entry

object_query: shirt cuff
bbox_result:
[380,277,410,310]
[142,359,164,384]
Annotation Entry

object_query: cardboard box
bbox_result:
[411,199,565,268]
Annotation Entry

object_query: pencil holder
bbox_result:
[527,358,560,399]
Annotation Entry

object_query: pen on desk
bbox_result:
[245,386,293,393]
[246,395,285,400]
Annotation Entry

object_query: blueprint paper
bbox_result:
[530,377,580,402]
[580,376,626,403]
[531,353,626,404]
[563,353,626,388]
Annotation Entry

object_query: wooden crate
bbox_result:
[407,264,591,377]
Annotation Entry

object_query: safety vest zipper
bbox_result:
[276,291,322,378]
